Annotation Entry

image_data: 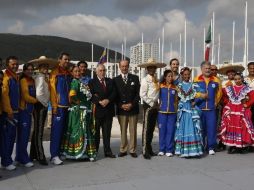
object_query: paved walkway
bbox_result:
[1,118,254,190]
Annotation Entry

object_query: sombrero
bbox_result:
[218,64,245,75]
[28,56,58,69]
[137,58,166,68]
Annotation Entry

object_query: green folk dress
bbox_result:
[62,78,96,160]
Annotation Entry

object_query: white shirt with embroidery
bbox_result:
[34,73,50,107]
[245,76,254,89]
[140,74,159,107]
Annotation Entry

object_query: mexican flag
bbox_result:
[205,23,212,61]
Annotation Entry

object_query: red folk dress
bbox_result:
[219,84,254,147]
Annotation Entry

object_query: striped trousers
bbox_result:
[142,102,158,155]
[30,103,48,161]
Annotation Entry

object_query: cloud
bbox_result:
[207,0,254,21]
[113,0,210,13]
[0,0,93,19]
[7,20,25,33]
[30,9,198,48]
[164,50,180,62]
[0,0,86,9]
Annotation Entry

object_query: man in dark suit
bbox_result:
[113,60,140,158]
[89,64,116,158]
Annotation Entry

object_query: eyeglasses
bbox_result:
[211,69,218,71]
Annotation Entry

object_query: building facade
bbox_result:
[130,43,159,65]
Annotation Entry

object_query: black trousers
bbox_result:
[30,102,48,161]
[142,102,158,155]
[95,116,113,155]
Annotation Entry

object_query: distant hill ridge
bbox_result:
[0,33,124,67]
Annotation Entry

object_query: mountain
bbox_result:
[0,33,125,68]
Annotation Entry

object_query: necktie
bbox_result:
[100,78,106,91]
[123,74,128,84]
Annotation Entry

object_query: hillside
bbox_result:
[0,33,124,68]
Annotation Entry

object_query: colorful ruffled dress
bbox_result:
[219,84,254,147]
[61,78,97,159]
[175,81,203,157]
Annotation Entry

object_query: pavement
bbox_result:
[1,117,254,190]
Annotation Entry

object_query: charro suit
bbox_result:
[113,73,140,153]
[89,76,116,155]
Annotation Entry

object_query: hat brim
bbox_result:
[137,62,166,68]
[28,58,58,69]
[218,65,245,75]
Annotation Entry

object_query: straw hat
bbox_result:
[137,58,166,68]
[28,56,58,69]
[218,64,245,75]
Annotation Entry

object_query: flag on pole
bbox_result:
[205,23,212,61]
[98,48,107,64]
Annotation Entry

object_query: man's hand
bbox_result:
[152,101,159,109]
[121,103,132,111]
[99,99,110,107]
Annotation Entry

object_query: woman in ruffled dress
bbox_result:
[174,67,207,158]
[219,72,254,154]
[61,66,97,161]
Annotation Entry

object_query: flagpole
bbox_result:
[161,27,165,78]
[158,37,161,62]
[179,33,182,63]
[203,27,206,59]
[184,20,187,67]
[121,43,124,60]
[232,21,235,64]
[218,34,221,67]
[162,27,165,63]
[211,12,215,64]
[243,1,248,73]
[140,33,144,80]
[124,36,127,60]
[247,27,249,65]
[107,40,109,77]
[114,50,117,77]
[192,38,195,79]
[91,43,94,79]
[170,42,172,60]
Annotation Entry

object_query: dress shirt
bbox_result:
[121,73,128,83]
[97,76,106,87]
[245,76,254,89]
[140,74,159,107]
[34,73,50,107]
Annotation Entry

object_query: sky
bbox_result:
[0,0,253,66]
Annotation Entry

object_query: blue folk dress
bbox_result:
[174,81,203,157]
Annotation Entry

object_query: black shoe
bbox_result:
[239,147,249,154]
[228,147,237,154]
[38,159,48,166]
[143,153,151,160]
[150,151,157,157]
[247,146,254,152]
[130,153,138,158]
[215,142,226,152]
[105,153,116,158]
[118,152,127,157]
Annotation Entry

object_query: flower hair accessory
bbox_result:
[180,67,192,75]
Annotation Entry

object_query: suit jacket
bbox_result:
[89,76,116,118]
[113,73,140,115]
